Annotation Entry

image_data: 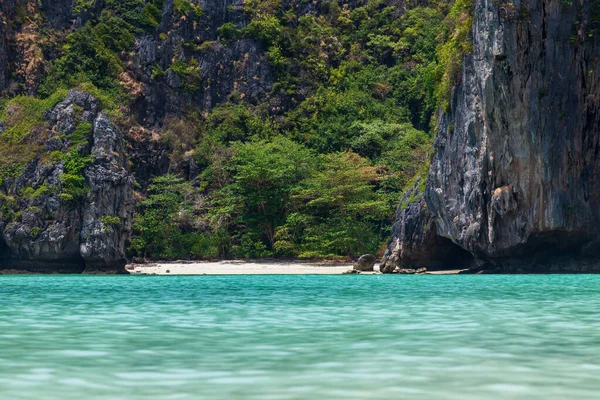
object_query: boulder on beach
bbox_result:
[354,254,376,271]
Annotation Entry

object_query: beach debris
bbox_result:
[343,269,361,274]
[391,266,427,274]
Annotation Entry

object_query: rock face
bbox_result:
[0,0,423,183]
[40,0,74,28]
[0,0,19,93]
[383,0,600,273]
[128,0,409,130]
[79,113,134,273]
[0,90,134,273]
[380,178,474,273]
[128,0,275,129]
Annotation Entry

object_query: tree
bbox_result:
[130,174,196,259]
[282,151,389,258]
[225,137,314,251]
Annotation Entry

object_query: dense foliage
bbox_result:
[129,0,467,260]
[0,0,474,260]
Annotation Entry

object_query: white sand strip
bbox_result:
[127,261,382,275]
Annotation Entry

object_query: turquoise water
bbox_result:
[1,275,600,399]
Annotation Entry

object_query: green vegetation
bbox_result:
[0,163,22,186]
[100,215,121,232]
[74,0,95,14]
[1,0,476,260]
[591,0,600,37]
[58,150,93,202]
[400,160,431,210]
[129,0,474,259]
[174,0,204,18]
[217,22,241,41]
[168,59,203,92]
[129,174,218,259]
[283,151,389,258]
[103,0,164,31]
[29,226,42,238]
[40,16,128,94]
[0,91,67,142]
[69,121,93,146]
[221,138,315,256]
[39,0,171,107]
[22,184,53,200]
[434,0,474,111]
[0,90,68,171]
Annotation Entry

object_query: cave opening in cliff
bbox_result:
[500,230,598,272]
[0,239,8,266]
[0,256,86,274]
[422,236,475,271]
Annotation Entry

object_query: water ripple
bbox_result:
[1,274,600,399]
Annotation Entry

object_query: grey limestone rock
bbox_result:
[79,113,134,273]
[354,254,377,271]
[0,90,134,273]
[45,90,99,136]
[40,0,73,28]
[380,178,474,273]
[383,0,600,273]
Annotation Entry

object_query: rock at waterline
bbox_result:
[391,267,427,274]
[354,254,377,271]
[343,269,361,275]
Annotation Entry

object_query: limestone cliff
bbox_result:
[383,0,600,273]
[0,91,133,273]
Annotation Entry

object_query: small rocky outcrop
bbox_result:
[343,269,362,275]
[383,0,600,273]
[389,267,427,274]
[0,90,134,273]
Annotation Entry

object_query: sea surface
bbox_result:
[1,274,600,399]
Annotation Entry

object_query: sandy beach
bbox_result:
[128,260,377,275]
[127,261,470,275]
